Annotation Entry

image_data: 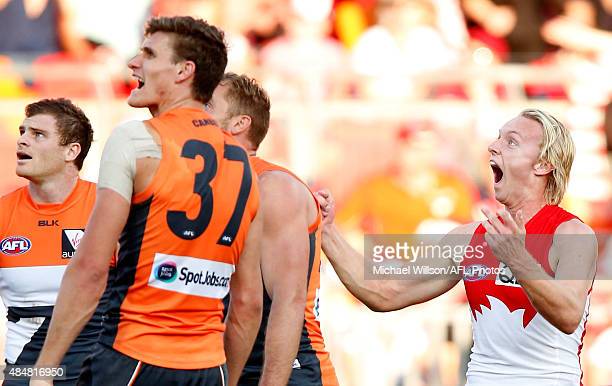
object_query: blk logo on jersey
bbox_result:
[38,220,59,227]
[62,229,85,259]
[1,236,32,255]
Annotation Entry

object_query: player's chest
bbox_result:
[1,212,87,267]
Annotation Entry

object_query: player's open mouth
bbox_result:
[133,75,145,89]
[490,161,503,184]
[16,151,32,161]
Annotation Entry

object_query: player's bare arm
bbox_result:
[33,188,129,371]
[317,190,474,312]
[258,171,311,386]
[481,208,597,334]
[225,210,264,386]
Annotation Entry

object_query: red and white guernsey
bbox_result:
[462,205,590,386]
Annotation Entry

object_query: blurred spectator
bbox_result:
[0,56,28,97]
[149,0,255,72]
[0,0,91,62]
[541,0,612,58]
[259,0,348,100]
[331,0,374,48]
[70,0,149,61]
[462,0,597,62]
[351,0,467,98]
[244,0,290,51]
[337,123,479,234]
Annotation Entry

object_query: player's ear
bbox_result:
[534,160,554,176]
[176,60,195,83]
[230,115,251,136]
[65,143,81,164]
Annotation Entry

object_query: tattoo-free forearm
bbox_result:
[260,296,305,385]
[512,256,585,334]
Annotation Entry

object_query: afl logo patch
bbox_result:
[463,264,488,282]
[1,236,32,255]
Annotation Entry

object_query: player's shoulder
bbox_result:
[551,205,592,235]
[78,178,97,194]
[0,185,27,207]
[0,186,27,227]
[555,218,594,236]
[259,168,311,210]
[111,120,148,137]
[259,169,305,195]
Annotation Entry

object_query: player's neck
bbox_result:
[504,198,548,224]
[150,95,204,117]
[28,171,79,204]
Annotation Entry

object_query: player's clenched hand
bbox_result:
[315,189,335,226]
[481,207,527,268]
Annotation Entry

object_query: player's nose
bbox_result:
[127,54,141,70]
[17,131,29,147]
[488,139,501,155]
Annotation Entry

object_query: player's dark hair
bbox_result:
[219,73,271,150]
[145,16,228,103]
[25,98,93,170]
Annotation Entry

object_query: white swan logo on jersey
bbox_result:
[61,229,84,259]
[1,236,31,255]
[148,253,235,298]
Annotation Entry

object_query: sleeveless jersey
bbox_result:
[99,107,259,370]
[241,157,338,386]
[0,179,111,381]
[461,205,590,386]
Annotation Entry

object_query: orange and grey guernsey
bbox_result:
[240,156,338,386]
[0,179,114,383]
[99,108,259,370]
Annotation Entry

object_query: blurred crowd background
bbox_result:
[0,0,611,385]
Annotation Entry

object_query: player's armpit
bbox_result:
[225,210,263,386]
[258,172,310,386]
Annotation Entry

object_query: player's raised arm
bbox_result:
[258,172,310,385]
[318,190,474,311]
[225,209,264,386]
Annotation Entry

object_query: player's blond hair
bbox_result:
[521,109,575,205]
